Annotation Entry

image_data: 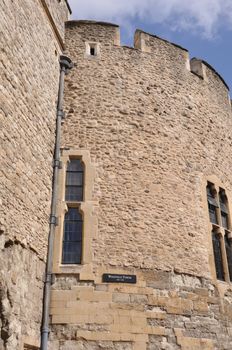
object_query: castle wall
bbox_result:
[44,0,71,41]
[62,21,231,277]
[49,21,232,349]
[0,0,70,348]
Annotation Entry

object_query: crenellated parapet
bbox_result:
[134,29,190,70]
[65,20,230,107]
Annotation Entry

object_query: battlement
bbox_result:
[134,29,230,97]
[65,20,230,104]
[66,20,120,45]
[190,57,230,90]
[134,29,188,53]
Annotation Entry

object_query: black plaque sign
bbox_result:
[102,274,136,284]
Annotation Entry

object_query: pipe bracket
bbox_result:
[57,110,65,118]
[53,159,62,169]
[49,215,58,226]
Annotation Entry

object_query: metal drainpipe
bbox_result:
[40,55,73,350]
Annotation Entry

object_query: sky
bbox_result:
[68,0,232,94]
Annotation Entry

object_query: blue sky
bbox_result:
[68,0,232,94]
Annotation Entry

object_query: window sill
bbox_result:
[53,262,95,281]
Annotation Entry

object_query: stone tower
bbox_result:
[0,1,71,349]
[2,4,232,349]
[49,21,232,350]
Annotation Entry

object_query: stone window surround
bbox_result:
[85,41,101,58]
[204,175,232,296]
[53,149,97,280]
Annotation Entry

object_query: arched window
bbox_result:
[53,150,95,273]
[62,159,84,264]
[62,207,83,264]
[206,182,232,283]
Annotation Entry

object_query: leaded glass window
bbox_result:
[62,207,83,264]
[206,183,232,283]
[65,159,84,202]
[225,233,232,282]
[219,189,229,229]
[212,231,224,281]
[207,183,218,224]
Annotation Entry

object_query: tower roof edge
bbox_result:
[64,0,72,14]
[65,20,119,28]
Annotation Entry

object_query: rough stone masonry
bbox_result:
[0,0,70,348]
[1,2,232,349]
[49,21,232,350]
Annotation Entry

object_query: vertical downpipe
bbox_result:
[40,55,73,350]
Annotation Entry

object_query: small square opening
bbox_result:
[85,42,100,58]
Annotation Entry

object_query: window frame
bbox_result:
[62,205,83,264]
[62,158,84,265]
[65,158,84,202]
[206,179,232,285]
[52,149,97,280]
[85,42,100,59]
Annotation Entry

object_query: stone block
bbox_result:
[193,301,209,313]
[133,342,147,350]
[145,326,166,336]
[130,294,148,304]
[113,293,130,303]
[92,291,112,302]
[52,314,89,324]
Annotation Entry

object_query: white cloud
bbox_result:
[68,0,232,38]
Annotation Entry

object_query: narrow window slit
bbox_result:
[90,46,95,56]
[86,42,99,57]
